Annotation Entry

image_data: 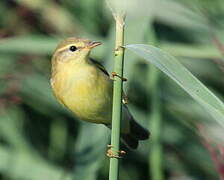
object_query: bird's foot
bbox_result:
[106,145,126,159]
[111,72,127,82]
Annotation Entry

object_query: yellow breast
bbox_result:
[51,62,113,124]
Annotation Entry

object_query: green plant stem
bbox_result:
[109,14,125,180]
[148,66,163,180]
[146,22,164,180]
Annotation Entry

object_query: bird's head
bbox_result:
[52,37,101,64]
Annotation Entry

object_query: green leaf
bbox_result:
[125,44,224,127]
[72,123,109,180]
[160,43,222,59]
[0,36,57,54]
[154,0,209,32]
[0,108,72,180]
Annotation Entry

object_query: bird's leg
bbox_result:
[106,145,120,158]
[106,145,126,158]
[111,72,127,82]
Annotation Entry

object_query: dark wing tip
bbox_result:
[121,134,138,149]
[89,58,109,76]
[130,120,150,140]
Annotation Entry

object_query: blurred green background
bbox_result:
[0,0,224,179]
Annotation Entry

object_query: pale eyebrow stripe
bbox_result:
[57,45,72,52]
[57,44,81,52]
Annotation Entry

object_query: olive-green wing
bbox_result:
[89,58,109,76]
[90,58,129,104]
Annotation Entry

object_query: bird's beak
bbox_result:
[87,41,102,49]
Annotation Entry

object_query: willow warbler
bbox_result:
[51,37,149,149]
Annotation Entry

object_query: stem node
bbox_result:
[109,13,125,180]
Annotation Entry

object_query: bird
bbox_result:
[50,37,149,150]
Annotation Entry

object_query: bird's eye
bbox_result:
[69,46,77,52]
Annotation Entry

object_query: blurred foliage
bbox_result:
[0,0,224,180]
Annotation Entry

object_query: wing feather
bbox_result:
[89,58,109,76]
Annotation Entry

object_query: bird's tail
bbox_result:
[121,119,150,149]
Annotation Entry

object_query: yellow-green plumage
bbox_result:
[53,59,112,124]
[51,37,149,149]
